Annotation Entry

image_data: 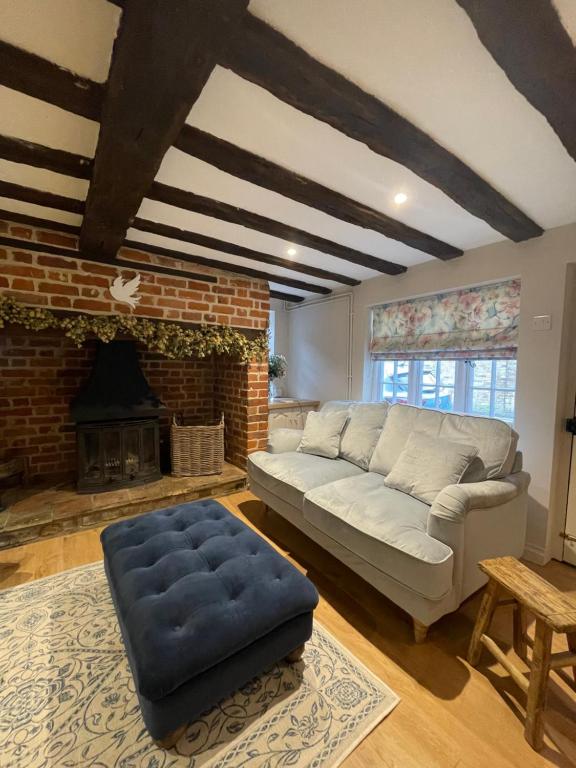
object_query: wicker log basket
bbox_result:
[171,413,224,477]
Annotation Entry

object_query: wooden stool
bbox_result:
[468,557,576,751]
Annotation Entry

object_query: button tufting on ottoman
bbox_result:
[101,499,319,746]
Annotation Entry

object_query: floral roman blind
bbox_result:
[370,279,521,360]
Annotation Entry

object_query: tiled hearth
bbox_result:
[0,463,247,550]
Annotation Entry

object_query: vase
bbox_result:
[269,379,281,398]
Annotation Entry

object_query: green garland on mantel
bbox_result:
[0,296,268,363]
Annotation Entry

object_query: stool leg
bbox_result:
[525,620,553,751]
[567,632,576,682]
[468,579,501,666]
[513,602,528,661]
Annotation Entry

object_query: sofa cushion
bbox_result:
[369,403,518,482]
[248,450,364,509]
[339,402,389,470]
[384,431,478,503]
[303,473,454,601]
[297,410,349,459]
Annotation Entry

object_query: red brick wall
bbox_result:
[0,329,218,481]
[0,217,269,482]
[0,218,269,329]
[214,359,269,469]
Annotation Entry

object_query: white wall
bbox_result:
[284,223,576,563]
[276,294,353,402]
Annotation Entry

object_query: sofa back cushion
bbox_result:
[339,402,389,469]
[383,431,479,503]
[369,404,518,482]
[297,410,349,459]
[319,401,355,414]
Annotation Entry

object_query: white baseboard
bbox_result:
[523,542,551,565]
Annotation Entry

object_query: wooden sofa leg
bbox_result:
[154,723,187,750]
[285,643,305,663]
[413,619,429,644]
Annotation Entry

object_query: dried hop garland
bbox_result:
[0,296,268,363]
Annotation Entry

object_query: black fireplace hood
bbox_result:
[71,340,166,423]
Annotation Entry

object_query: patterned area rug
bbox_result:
[0,563,399,768]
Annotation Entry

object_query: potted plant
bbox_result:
[268,353,287,398]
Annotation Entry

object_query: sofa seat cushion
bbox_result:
[248,450,364,509]
[303,474,454,600]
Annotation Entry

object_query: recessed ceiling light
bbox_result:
[394,192,408,205]
[287,247,297,257]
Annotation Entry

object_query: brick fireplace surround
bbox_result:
[0,218,270,484]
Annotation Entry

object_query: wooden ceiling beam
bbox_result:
[0,41,103,120]
[80,0,249,261]
[176,125,462,260]
[147,182,406,275]
[270,290,304,304]
[456,0,576,164]
[132,216,359,286]
[0,180,84,214]
[221,13,543,242]
[0,134,92,179]
[124,238,331,295]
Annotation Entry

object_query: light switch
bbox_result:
[532,314,552,331]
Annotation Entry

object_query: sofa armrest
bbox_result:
[429,471,531,525]
[267,428,303,454]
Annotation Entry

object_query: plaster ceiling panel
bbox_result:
[247,0,576,229]
[137,197,385,283]
[0,87,99,157]
[0,0,120,82]
[188,68,503,251]
[155,145,436,269]
[0,196,82,227]
[0,159,88,200]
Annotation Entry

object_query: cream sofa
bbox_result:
[248,401,530,642]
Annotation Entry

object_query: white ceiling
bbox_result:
[0,0,575,298]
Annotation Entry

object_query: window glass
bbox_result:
[372,358,517,423]
[419,360,456,411]
[379,360,409,403]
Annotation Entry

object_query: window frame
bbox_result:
[370,357,517,423]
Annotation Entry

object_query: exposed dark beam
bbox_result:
[270,290,304,304]
[0,135,92,179]
[457,0,576,164]
[221,14,543,243]
[0,235,216,283]
[124,238,331,295]
[176,125,462,260]
[0,41,103,120]
[0,209,80,235]
[148,182,406,275]
[0,180,84,214]
[81,0,249,260]
[132,216,359,286]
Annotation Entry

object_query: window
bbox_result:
[269,309,276,355]
[372,358,517,423]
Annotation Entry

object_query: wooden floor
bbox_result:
[1,490,575,767]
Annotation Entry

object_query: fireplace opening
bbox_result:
[76,418,161,493]
[71,340,165,493]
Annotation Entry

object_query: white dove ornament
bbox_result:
[110,273,142,310]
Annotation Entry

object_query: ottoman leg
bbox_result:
[285,644,305,663]
[154,723,187,750]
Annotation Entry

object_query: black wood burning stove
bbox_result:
[71,341,165,493]
[76,418,160,493]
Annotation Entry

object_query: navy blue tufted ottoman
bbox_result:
[100,499,319,747]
